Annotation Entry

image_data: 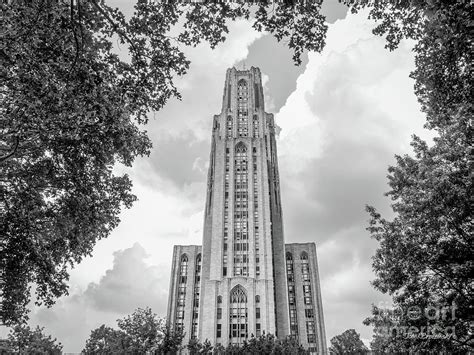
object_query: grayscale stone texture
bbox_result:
[167,67,327,354]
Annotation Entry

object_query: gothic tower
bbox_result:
[167,67,326,353]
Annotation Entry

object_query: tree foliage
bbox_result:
[3,2,471,351]
[81,325,128,354]
[187,333,307,354]
[0,324,62,354]
[82,307,183,354]
[0,0,327,326]
[355,0,473,351]
[329,329,368,354]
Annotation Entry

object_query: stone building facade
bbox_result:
[167,67,326,353]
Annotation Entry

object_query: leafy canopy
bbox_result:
[187,332,308,354]
[82,307,184,354]
[357,0,473,351]
[2,3,471,352]
[0,324,62,354]
[329,329,368,355]
[0,0,327,325]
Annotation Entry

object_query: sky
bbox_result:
[7,1,435,352]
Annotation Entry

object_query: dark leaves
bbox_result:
[1,1,329,326]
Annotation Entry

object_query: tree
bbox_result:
[201,339,214,354]
[156,324,184,354]
[355,0,473,352]
[82,325,129,354]
[364,128,472,351]
[3,0,471,338]
[1,324,62,354]
[1,0,327,326]
[187,333,307,354]
[329,329,368,354]
[82,307,183,354]
[116,307,164,352]
[187,337,203,354]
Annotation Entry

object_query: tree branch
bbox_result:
[89,0,140,56]
[0,137,19,163]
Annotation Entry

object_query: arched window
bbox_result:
[179,254,188,283]
[286,252,293,261]
[195,254,201,275]
[301,252,310,281]
[234,143,249,276]
[255,295,260,303]
[217,295,222,304]
[237,80,248,137]
[229,286,248,344]
[175,254,188,332]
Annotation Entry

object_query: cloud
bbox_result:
[8,7,439,353]
[146,132,209,189]
[14,18,265,353]
[84,243,168,314]
[275,9,431,344]
[23,243,169,352]
[235,34,309,112]
[132,19,264,194]
[149,19,264,142]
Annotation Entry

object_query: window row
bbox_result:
[225,115,260,138]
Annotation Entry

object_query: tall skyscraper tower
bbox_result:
[167,67,326,353]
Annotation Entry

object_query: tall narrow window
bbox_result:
[233,143,249,276]
[206,142,215,215]
[253,115,259,138]
[191,254,201,339]
[254,83,259,109]
[226,116,233,138]
[223,147,230,277]
[306,321,317,344]
[175,254,188,332]
[301,252,316,346]
[286,252,298,338]
[229,286,248,345]
[227,84,231,109]
[237,80,248,137]
[253,146,259,276]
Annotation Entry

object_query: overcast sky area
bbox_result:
[9,1,436,352]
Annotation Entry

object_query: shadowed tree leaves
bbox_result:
[186,333,307,354]
[0,324,62,354]
[3,3,471,347]
[82,307,184,354]
[356,0,473,351]
[0,0,328,326]
[81,325,129,354]
[329,329,368,354]
[345,0,472,132]
[364,128,472,351]
[253,2,327,65]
